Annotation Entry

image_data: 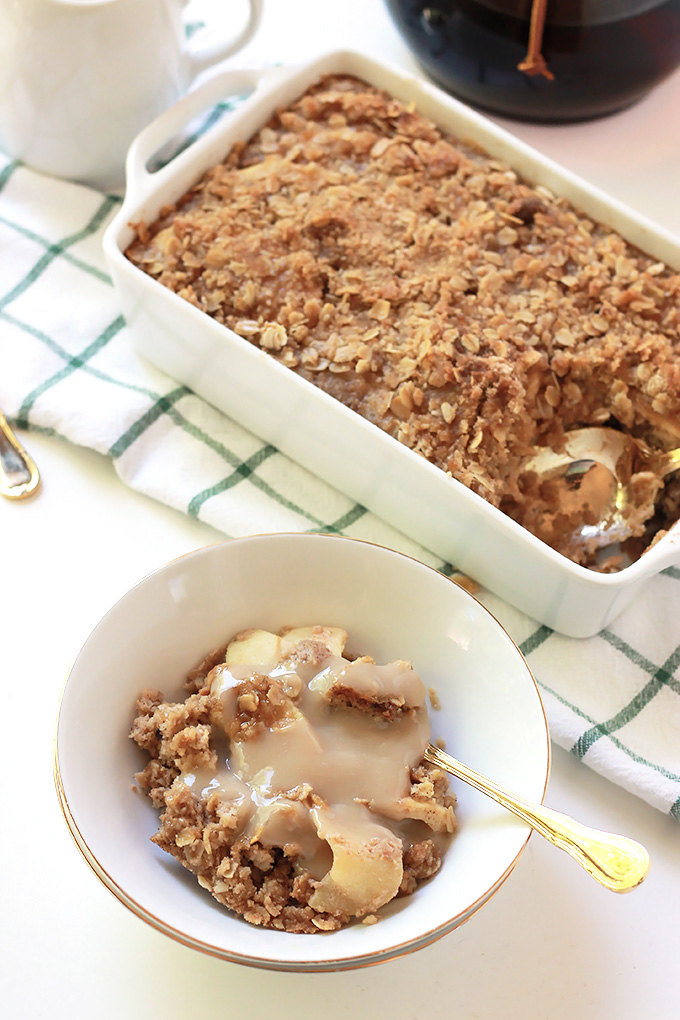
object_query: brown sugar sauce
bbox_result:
[183,654,433,874]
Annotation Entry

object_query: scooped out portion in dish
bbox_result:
[130,625,455,933]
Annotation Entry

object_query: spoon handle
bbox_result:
[656,445,680,480]
[424,744,650,893]
[0,410,40,500]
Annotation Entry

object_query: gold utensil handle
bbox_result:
[655,445,680,480]
[424,744,650,893]
[0,411,40,500]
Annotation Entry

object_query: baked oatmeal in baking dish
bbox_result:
[130,625,455,933]
[125,75,680,569]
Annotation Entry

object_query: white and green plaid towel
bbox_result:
[2,151,679,821]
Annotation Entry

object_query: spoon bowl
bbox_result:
[522,427,680,556]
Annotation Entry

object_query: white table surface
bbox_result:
[2,3,680,1018]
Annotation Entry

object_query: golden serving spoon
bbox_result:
[0,410,40,500]
[523,426,680,551]
[424,743,650,893]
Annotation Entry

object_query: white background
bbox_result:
[2,2,680,1018]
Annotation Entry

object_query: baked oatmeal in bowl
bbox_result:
[54,533,549,970]
[131,623,456,933]
[103,51,680,638]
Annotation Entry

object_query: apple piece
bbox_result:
[225,628,292,667]
[367,795,456,834]
[280,625,348,657]
[308,804,403,917]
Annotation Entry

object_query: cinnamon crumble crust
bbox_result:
[125,75,680,569]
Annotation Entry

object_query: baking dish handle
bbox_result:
[123,66,282,205]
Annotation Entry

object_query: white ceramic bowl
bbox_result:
[102,50,680,639]
[55,533,549,971]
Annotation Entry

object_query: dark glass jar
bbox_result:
[385,0,680,121]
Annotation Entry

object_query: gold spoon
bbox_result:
[523,427,680,549]
[0,410,41,500]
[424,743,650,893]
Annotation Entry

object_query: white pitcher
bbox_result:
[0,0,263,191]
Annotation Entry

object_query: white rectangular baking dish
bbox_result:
[103,49,680,638]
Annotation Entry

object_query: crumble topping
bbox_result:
[125,75,680,569]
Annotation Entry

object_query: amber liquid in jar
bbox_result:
[386,0,680,121]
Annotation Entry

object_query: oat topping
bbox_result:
[126,75,680,569]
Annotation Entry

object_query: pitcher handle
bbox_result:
[123,66,279,205]
[186,0,264,78]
